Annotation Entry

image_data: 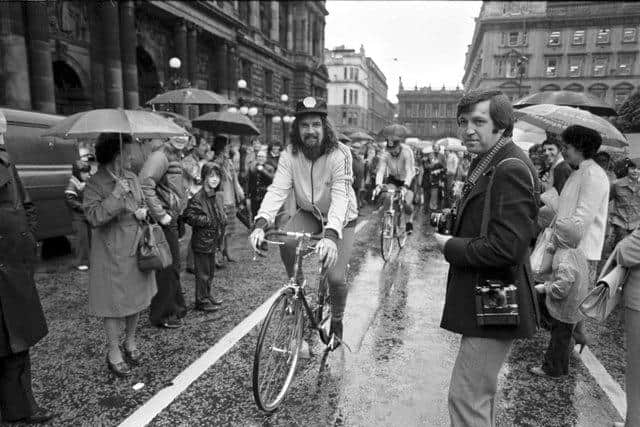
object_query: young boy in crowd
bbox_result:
[65,160,92,271]
[530,217,590,378]
[182,162,227,312]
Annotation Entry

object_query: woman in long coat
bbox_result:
[84,133,156,378]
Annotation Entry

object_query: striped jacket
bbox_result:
[256,142,358,239]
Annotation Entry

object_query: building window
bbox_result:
[618,54,635,75]
[355,68,359,81]
[572,30,585,45]
[282,78,290,97]
[342,111,347,124]
[589,84,608,100]
[238,1,249,23]
[265,114,272,143]
[264,70,273,97]
[592,56,608,77]
[279,2,289,47]
[623,27,637,43]
[568,56,584,77]
[343,89,347,104]
[545,57,558,77]
[508,31,520,46]
[343,67,347,80]
[614,85,634,109]
[495,58,505,77]
[241,59,252,92]
[259,1,271,35]
[354,90,358,105]
[548,31,561,46]
[596,28,611,45]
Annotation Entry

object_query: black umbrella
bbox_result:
[192,111,260,135]
[513,91,618,116]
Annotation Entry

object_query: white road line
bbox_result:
[118,218,370,427]
[577,346,627,420]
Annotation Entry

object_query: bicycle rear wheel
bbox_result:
[380,213,395,261]
[253,289,304,412]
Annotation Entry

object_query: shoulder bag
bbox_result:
[136,218,173,272]
[579,248,628,322]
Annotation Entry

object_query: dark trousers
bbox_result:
[193,251,215,305]
[149,222,187,326]
[542,317,575,377]
[72,219,91,266]
[0,350,37,422]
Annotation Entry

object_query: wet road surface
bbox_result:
[16,209,629,426]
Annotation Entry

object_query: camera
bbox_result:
[430,208,456,235]
[475,280,520,326]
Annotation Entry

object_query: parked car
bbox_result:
[1,108,76,241]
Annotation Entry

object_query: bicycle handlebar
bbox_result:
[264,230,324,241]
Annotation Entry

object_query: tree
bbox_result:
[613,91,640,133]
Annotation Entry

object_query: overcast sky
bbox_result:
[325,1,482,103]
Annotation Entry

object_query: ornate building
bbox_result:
[324,45,394,134]
[0,1,329,143]
[463,1,640,109]
[397,80,464,140]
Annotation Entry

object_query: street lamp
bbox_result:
[248,106,258,117]
[517,56,528,99]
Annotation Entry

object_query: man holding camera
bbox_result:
[434,90,540,426]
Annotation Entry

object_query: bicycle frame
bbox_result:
[383,189,405,234]
[261,230,328,333]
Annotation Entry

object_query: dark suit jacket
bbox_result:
[552,160,573,195]
[441,141,540,339]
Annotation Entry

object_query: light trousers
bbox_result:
[625,307,640,427]
[448,336,514,427]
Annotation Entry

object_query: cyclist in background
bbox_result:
[374,125,416,234]
[249,96,359,349]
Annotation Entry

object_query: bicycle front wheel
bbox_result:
[396,211,407,249]
[380,213,395,261]
[253,289,304,412]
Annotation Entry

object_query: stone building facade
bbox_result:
[0,1,329,143]
[463,1,640,110]
[397,81,464,140]
[324,45,394,134]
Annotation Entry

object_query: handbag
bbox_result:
[579,249,628,322]
[236,200,253,230]
[530,227,554,278]
[136,220,173,272]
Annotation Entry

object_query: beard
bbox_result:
[300,137,325,161]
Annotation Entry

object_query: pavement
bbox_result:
[4,208,629,426]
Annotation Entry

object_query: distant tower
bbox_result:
[398,76,404,92]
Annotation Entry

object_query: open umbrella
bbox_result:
[513,120,547,152]
[192,111,260,136]
[337,133,351,143]
[150,110,192,129]
[148,88,231,106]
[42,109,188,139]
[379,124,410,139]
[514,104,627,148]
[435,137,462,148]
[513,91,617,117]
[349,131,374,141]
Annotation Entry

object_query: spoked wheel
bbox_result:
[380,213,396,261]
[315,273,332,345]
[396,212,408,249]
[253,289,304,412]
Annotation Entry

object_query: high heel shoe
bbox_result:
[106,355,131,377]
[123,346,143,366]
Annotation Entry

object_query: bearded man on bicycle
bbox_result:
[249,97,358,347]
[374,124,416,234]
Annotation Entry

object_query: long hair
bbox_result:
[289,115,339,156]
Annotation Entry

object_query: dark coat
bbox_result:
[441,141,540,339]
[351,149,365,193]
[183,189,226,254]
[0,146,48,356]
[552,160,573,195]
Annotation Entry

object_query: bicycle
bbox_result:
[252,229,338,412]
[373,186,408,261]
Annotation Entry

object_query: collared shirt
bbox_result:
[556,159,610,261]
[610,176,640,230]
[375,144,415,186]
